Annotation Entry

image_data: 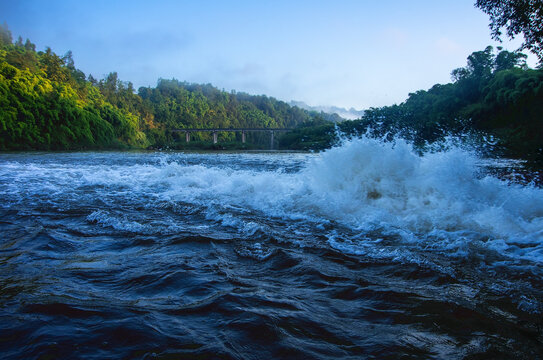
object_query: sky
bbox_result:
[1,0,538,110]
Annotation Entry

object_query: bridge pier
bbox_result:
[171,128,293,148]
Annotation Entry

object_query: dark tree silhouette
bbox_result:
[475,0,543,63]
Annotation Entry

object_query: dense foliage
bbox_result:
[0,23,314,150]
[1,23,542,161]
[0,24,148,150]
[281,46,543,163]
[475,0,543,63]
[136,80,312,147]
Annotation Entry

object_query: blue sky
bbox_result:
[1,0,537,109]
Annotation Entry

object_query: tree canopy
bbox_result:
[0,23,316,150]
[281,46,543,163]
[476,0,543,63]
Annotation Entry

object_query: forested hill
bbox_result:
[0,24,315,150]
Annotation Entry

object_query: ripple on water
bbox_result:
[0,146,542,359]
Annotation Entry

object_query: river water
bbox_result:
[1,137,542,359]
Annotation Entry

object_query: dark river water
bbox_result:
[1,137,542,359]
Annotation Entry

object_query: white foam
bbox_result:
[1,138,542,264]
[304,138,543,262]
[87,210,150,233]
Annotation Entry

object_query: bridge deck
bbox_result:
[172,128,293,149]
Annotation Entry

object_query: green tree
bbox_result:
[476,0,543,63]
[494,47,528,71]
[0,23,12,46]
[452,46,495,81]
[40,47,68,82]
[24,39,36,52]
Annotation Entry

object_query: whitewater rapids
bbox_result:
[0,137,542,359]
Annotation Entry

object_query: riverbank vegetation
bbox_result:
[1,22,542,163]
[280,46,543,164]
[0,23,315,151]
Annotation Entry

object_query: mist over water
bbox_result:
[1,137,542,359]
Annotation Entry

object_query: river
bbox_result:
[0,137,542,359]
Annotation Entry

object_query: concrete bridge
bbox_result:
[171,128,294,149]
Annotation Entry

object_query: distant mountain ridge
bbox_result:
[289,101,365,120]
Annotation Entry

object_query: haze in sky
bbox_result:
[1,0,537,110]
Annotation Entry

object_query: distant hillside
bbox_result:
[289,101,365,120]
[0,23,317,150]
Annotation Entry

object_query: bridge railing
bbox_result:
[170,128,294,149]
